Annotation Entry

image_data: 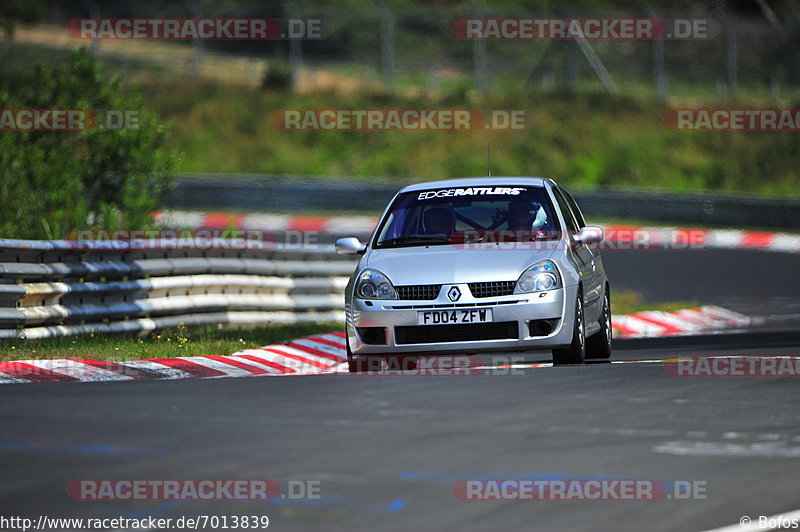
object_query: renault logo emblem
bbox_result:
[447,286,461,302]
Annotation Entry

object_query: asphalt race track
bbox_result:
[602,248,800,303]
[1,249,799,532]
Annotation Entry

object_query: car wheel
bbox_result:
[552,289,586,365]
[586,287,612,360]
[346,335,361,373]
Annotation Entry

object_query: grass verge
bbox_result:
[0,290,695,362]
[0,322,343,362]
[612,289,697,315]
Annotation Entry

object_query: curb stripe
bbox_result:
[0,303,758,385]
[633,311,703,333]
[174,356,260,378]
[74,359,163,380]
[671,309,719,327]
[22,360,132,382]
[258,344,337,364]
[234,353,295,374]
[118,360,195,380]
[700,306,750,324]
[320,332,347,344]
[288,216,328,232]
[257,347,330,369]
[769,234,800,253]
[0,362,79,383]
[286,340,345,361]
[203,355,271,376]
[740,232,775,248]
[0,370,32,384]
[613,315,669,336]
[306,336,348,349]
[248,348,328,372]
[611,320,639,337]
[203,213,246,229]
[624,313,684,335]
[151,358,228,378]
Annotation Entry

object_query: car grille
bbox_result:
[395,322,518,345]
[468,281,516,298]
[395,284,442,300]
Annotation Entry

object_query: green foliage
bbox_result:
[261,60,292,91]
[146,81,800,196]
[0,48,179,239]
[0,0,46,39]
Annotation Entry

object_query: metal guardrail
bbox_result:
[166,174,800,230]
[0,239,357,340]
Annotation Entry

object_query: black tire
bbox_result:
[552,289,586,365]
[346,334,359,372]
[586,287,612,360]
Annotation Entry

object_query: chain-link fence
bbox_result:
[10,1,800,102]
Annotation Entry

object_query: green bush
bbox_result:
[261,59,292,92]
[0,47,179,240]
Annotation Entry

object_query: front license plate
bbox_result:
[417,308,493,325]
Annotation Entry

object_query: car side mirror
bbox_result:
[335,237,367,255]
[574,226,604,245]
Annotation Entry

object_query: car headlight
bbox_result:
[514,260,561,294]
[355,269,398,299]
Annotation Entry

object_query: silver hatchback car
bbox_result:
[335,177,612,371]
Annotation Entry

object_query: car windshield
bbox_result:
[374,185,561,248]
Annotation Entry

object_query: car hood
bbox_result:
[364,241,560,285]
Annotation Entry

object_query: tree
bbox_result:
[0,0,46,40]
[0,47,179,240]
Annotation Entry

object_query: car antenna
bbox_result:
[487,143,491,176]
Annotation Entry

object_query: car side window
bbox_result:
[561,188,586,228]
[561,188,586,229]
[552,188,579,235]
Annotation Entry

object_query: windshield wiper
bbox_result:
[377,235,452,248]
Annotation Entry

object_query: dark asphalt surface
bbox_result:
[0,249,799,532]
[602,248,800,304]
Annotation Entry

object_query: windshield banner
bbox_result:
[417,187,526,200]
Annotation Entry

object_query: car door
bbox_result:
[562,188,605,309]
[552,186,603,317]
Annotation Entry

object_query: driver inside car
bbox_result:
[423,206,456,236]
[507,200,543,231]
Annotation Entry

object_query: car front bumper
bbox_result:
[346,284,578,356]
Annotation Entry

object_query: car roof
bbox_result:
[400,176,550,193]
